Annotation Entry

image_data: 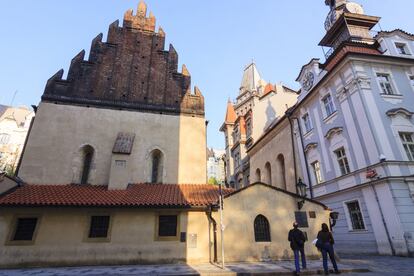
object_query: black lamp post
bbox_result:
[296,178,307,210]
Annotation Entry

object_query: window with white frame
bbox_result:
[0,133,10,144]
[322,94,336,117]
[399,132,414,161]
[345,200,366,230]
[376,73,395,95]
[395,42,410,55]
[302,113,312,133]
[311,161,323,184]
[334,147,351,175]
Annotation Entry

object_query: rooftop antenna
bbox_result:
[10,90,18,106]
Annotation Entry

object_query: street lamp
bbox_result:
[296,178,307,210]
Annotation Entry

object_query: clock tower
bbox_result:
[320,0,380,50]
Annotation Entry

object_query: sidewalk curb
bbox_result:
[166,268,371,276]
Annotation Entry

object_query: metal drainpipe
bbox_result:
[288,116,298,187]
[371,182,396,256]
[206,208,218,263]
[205,120,209,184]
[288,113,314,199]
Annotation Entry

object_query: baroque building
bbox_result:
[249,0,414,256]
[220,63,298,188]
[0,105,34,174]
[0,2,331,267]
[293,0,414,256]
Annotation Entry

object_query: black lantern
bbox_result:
[329,211,339,230]
[296,178,307,210]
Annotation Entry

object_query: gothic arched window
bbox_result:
[151,149,163,183]
[255,168,261,183]
[277,154,286,190]
[254,215,271,242]
[81,145,94,184]
[265,162,272,186]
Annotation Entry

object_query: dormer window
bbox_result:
[376,73,395,95]
[395,42,410,55]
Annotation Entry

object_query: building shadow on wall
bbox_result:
[264,100,276,131]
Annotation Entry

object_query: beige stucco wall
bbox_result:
[214,184,330,262]
[252,87,298,141]
[0,207,212,268]
[249,118,302,193]
[18,102,206,185]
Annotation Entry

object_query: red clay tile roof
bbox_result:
[0,184,234,208]
[224,100,237,124]
[262,83,275,97]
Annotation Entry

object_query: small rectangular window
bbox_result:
[376,73,395,95]
[89,216,110,238]
[13,218,38,241]
[410,76,414,90]
[311,161,323,184]
[322,94,335,117]
[399,132,414,161]
[346,201,365,230]
[158,215,177,237]
[395,42,410,55]
[302,113,312,133]
[334,147,351,175]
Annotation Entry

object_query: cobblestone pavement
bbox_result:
[0,255,412,275]
[339,254,414,276]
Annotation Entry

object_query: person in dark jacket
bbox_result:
[317,223,340,275]
[288,222,307,275]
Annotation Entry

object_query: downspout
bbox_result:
[14,105,37,177]
[206,207,218,263]
[288,116,298,185]
[370,182,396,256]
[205,120,209,184]
[294,117,314,199]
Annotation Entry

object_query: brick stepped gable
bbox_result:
[43,1,204,116]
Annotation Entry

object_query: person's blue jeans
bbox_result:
[293,247,306,273]
[321,243,338,273]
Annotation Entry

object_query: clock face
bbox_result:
[302,72,315,91]
[345,2,364,14]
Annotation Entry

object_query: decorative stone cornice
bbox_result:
[386,108,414,118]
[325,127,343,140]
[304,142,318,152]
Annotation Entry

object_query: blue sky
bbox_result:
[1,1,413,149]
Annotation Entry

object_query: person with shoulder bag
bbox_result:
[288,222,307,276]
[316,223,340,275]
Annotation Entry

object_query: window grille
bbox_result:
[13,218,38,241]
[254,215,271,242]
[158,215,177,237]
[89,216,110,238]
